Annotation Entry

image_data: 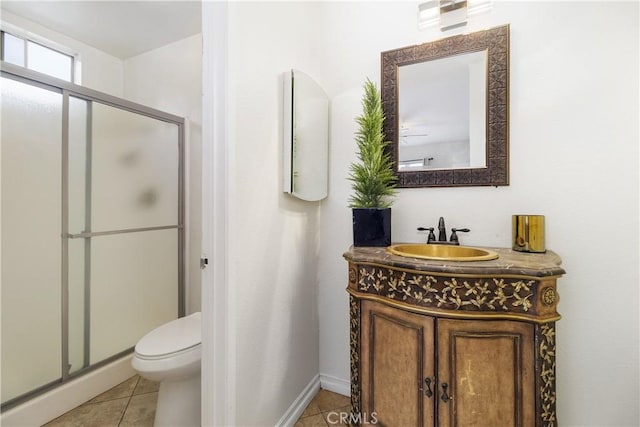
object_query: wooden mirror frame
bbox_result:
[382,25,510,187]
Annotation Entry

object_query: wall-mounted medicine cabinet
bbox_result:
[283,69,329,201]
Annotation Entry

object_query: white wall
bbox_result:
[226,2,324,425]
[123,34,203,313]
[317,2,639,426]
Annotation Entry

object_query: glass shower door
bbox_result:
[1,77,63,402]
[1,68,183,408]
[67,98,180,368]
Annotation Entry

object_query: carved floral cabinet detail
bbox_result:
[345,247,565,427]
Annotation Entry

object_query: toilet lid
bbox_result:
[135,312,201,358]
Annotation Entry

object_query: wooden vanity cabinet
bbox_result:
[437,318,535,426]
[360,300,435,426]
[361,300,534,426]
[346,247,565,427]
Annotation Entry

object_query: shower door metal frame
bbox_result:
[1,62,186,410]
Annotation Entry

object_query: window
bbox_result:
[1,31,74,82]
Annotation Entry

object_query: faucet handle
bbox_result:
[450,228,470,244]
[438,217,447,242]
[418,227,436,243]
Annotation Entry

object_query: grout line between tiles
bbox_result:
[132,390,159,397]
[116,376,139,426]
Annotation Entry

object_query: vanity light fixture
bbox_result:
[440,0,468,31]
[417,1,440,29]
[418,0,492,31]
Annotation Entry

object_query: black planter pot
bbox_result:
[352,208,391,247]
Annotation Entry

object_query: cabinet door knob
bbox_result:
[424,378,433,398]
[441,382,452,403]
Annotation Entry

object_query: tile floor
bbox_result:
[42,376,349,427]
[43,375,159,427]
[294,389,351,427]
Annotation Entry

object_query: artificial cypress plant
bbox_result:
[348,78,397,208]
[349,79,397,246]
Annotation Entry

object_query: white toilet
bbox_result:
[132,312,201,427]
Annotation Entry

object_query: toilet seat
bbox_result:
[135,343,201,361]
[132,343,201,380]
[135,312,201,359]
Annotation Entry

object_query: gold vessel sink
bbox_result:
[387,244,499,262]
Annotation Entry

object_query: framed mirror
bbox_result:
[382,25,509,187]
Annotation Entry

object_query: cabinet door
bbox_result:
[361,300,435,426]
[437,319,535,427]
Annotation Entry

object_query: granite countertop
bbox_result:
[344,245,566,278]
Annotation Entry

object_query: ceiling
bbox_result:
[1,1,201,59]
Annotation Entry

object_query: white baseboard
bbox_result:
[1,355,136,427]
[276,374,321,427]
[319,374,350,397]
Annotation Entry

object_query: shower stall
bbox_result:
[1,63,185,410]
